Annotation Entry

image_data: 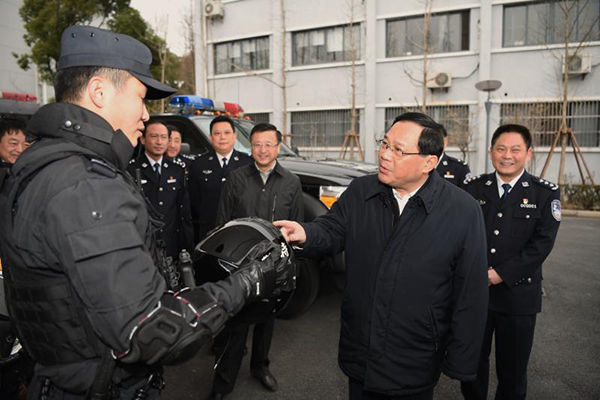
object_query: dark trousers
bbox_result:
[27,375,160,400]
[348,379,433,400]
[212,316,275,394]
[461,310,537,400]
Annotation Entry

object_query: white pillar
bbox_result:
[271,0,285,133]
[476,0,493,175]
[363,0,377,163]
[194,0,208,96]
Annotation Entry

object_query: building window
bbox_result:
[503,1,600,47]
[386,10,470,57]
[246,113,270,124]
[214,36,270,75]
[385,105,471,148]
[291,109,360,147]
[292,24,361,66]
[500,100,600,147]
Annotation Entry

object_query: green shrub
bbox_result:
[562,184,600,210]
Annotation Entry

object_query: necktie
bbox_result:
[222,157,228,168]
[500,183,511,202]
[153,163,160,180]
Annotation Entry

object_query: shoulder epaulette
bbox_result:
[173,157,186,169]
[533,176,559,191]
[87,158,117,178]
[463,173,484,185]
[181,153,196,161]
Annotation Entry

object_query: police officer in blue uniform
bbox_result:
[128,120,193,259]
[166,126,195,173]
[435,125,471,188]
[461,124,561,400]
[188,116,252,243]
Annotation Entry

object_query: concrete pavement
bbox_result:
[163,216,600,399]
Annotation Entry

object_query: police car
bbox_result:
[154,95,377,317]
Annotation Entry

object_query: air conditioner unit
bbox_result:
[204,0,224,19]
[427,72,452,89]
[562,54,591,75]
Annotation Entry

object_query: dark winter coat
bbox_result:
[301,172,488,395]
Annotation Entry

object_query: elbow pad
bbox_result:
[115,288,221,366]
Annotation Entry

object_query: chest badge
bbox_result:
[520,198,537,209]
[233,156,239,161]
[140,179,148,184]
[522,181,529,187]
[208,156,214,161]
[485,180,493,186]
[442,160,448,166]
[141,162,148,168]
[478,199,486,206]
[167,176,176,183]
[203,169,213,175]
[444,171,454,179]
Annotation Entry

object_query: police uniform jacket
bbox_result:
[463,171,561,315]
[128,154,193,258]
[300,172,489,395]
[188,149,252,240]
[435,153,470,188]
[0,103,247,394]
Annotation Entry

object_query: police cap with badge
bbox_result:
[58,25,176,99]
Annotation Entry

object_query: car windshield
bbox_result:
[191,116,252,155]
[235,119,297,157]
[190,116,297,157]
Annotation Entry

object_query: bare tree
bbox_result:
[280,0,289,146]
[539,0,598,190]
[401,0,434,111]
[421,0,432,113]
[339,0,364,161]
[178,0,196,94]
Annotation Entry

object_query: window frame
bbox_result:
[385,9,470,58]
[502,0,600,48]
[213,35,270,75]
[291,23,361,67]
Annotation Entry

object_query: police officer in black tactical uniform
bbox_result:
[460,124,561,400]
[128,120,193,259]
[435,125,471,188]
[188,116,252,243]
[0,25,294,400]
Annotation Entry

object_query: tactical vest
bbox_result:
[0,141,108,365]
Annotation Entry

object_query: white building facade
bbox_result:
[194,0,600,182]
[0,0,52,104]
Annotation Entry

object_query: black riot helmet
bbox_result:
[195,217,296,311]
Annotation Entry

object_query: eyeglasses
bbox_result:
[376,139,423,158]
[251,143,279,149]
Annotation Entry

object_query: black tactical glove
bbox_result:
[234,239,296,301]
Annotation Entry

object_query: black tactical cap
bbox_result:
[57,25,176,100]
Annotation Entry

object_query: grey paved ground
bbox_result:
[163,216,600,399]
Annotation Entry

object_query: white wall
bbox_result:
[0,0,37,95]
[195,0,600,181]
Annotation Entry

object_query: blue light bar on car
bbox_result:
[168,95,214,113]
